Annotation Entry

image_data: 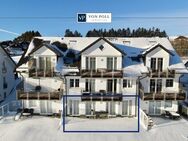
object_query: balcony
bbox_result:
[139,88,186,101]
[17,90,62,100]
[81,69,123,78]
[29,69,55,77]
[148,69,175,78]
[81,92,123,101]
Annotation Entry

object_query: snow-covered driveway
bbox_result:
[0,116,188,141]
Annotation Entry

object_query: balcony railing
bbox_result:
[81,92,123,101]
[29,69,55,77]
[148,69,175,78]
[139,88,186,101]
[17,90,62,100]
[81,69,123,78]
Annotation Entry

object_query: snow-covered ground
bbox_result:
[64,117,138,131]
[0,116,188,141]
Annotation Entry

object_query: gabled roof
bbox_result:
[141,43,174,56]
[28,43,64,56]
[79,37,126,56]
[0,46,16,67]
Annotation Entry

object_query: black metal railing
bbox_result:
[81,92,123,101]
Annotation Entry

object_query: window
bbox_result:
[85,79,95,92]
[70,79,80,88]
[114,57,117,70]
[90,57,96,70]
[150,79,155,93]
[165,101,172,108]
[107,57,117,70]
[86,57,89,70]
[123,79,132,88]
[150,58,163,72]
[166,79,173,87]
[151,58,156,71]
[157,58,163,71]
[75,79,79,87]
[70,79,74,88]
[156,79,162,93]
[107,57,113,70]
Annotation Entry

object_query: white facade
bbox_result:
[17,45,63,115]
[16,37,187,116]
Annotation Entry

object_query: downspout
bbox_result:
[135,73,148,117]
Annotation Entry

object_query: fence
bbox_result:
[0,101,22,117]
[140,108,149,129]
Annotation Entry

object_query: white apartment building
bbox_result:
[16,37,187,116]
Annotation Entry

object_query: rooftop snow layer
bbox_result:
[20,37,188,75]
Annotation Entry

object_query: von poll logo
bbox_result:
[77,13,111,23]
[77,14,86,22]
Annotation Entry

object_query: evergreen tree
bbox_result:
[14,31,41,43]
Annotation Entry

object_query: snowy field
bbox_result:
[0,116,188,141]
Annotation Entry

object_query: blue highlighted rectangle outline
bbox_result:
[62,95,140,133]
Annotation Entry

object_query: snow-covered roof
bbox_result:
[19,37,188,75]
[11,55,22,64]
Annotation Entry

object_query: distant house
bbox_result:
[16,37,188,117]
[0,46,17,102]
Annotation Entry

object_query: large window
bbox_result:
[151,58,156,71]
[107,57,113,70]
[107,79,117,93]
[85,79,95,92]
[90,57,96,70]
[150,58,163,71]
[85,57,96,70]
[107,57,117,70]
[158,58,163,72]
[29,56,54,77]
[166,79,173,87]
[123,79,132,88]
[150,79,162,93]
